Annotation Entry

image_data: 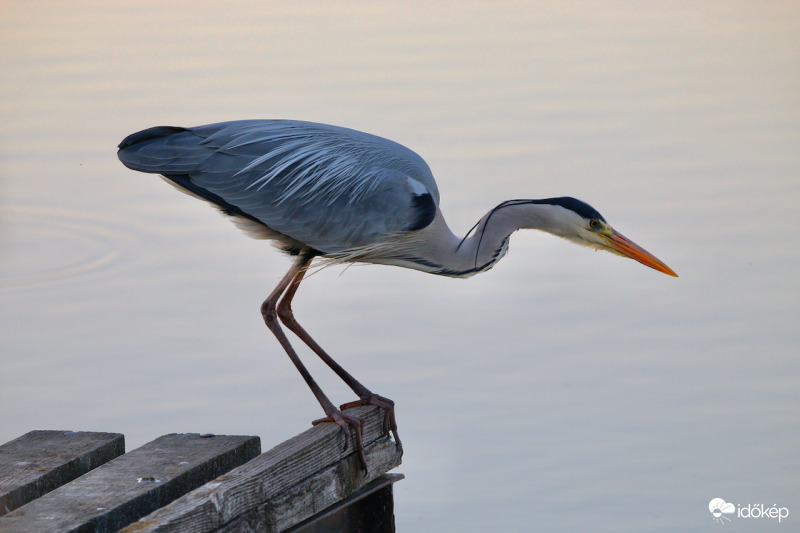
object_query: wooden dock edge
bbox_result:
[281,473,404,533]
[0,433,261,533]
[0,430,124,516]
[122,404,403,532]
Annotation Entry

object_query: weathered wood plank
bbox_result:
[286,473,403,533]
[0,430,124,516]
[0,433,261,533]
[122,405,402,533]
[215,439,402,533]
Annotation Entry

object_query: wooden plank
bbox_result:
[0,433,261,533]
[0,430,124,516]
[214,440,402,533]
[121,405,402,533]
[274,473,403,533]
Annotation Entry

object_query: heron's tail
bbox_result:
[117,126,205,174]
[118,126,187,150]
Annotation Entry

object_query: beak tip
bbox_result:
[605,232,677,278]
[649,261,678,278]
[655,261,678,278]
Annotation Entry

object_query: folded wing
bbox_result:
[118,120,439,253]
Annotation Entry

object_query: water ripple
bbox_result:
[0,205,134,289]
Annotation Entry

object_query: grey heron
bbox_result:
[118,119,677,469]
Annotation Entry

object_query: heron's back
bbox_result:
[118,120,438,253]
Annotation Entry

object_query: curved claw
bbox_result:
[312,409,368,473]
[340,393,402,454]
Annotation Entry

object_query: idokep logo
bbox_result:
[709,498,735,524]
[709,497,790,525]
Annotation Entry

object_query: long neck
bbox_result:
[375,200,570,278]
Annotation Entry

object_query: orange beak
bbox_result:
[603,231,678,277]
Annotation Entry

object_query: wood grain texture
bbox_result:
[286,474,403,533]
[0,433,260,533]
[122,405,402,533]
[0,430,124,516]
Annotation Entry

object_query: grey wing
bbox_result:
[117,120,439,253]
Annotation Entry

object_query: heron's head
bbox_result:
[540,197,678,277]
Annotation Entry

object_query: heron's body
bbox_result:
[118,119,676,469]
[119,121,438,256]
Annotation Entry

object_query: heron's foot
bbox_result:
[340,393,402,454]
[312,409,368,473]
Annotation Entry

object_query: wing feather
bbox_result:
[118,120,439,253]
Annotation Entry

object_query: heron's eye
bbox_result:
[589,219,601,230]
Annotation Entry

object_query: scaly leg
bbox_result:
[276,263,402,453]
[261,252,367,470]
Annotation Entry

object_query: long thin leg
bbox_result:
[261,252,367,470]
[276,263,402,452]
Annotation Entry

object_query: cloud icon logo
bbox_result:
[709,498,735,523]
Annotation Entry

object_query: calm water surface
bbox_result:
[1,2,798,531]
